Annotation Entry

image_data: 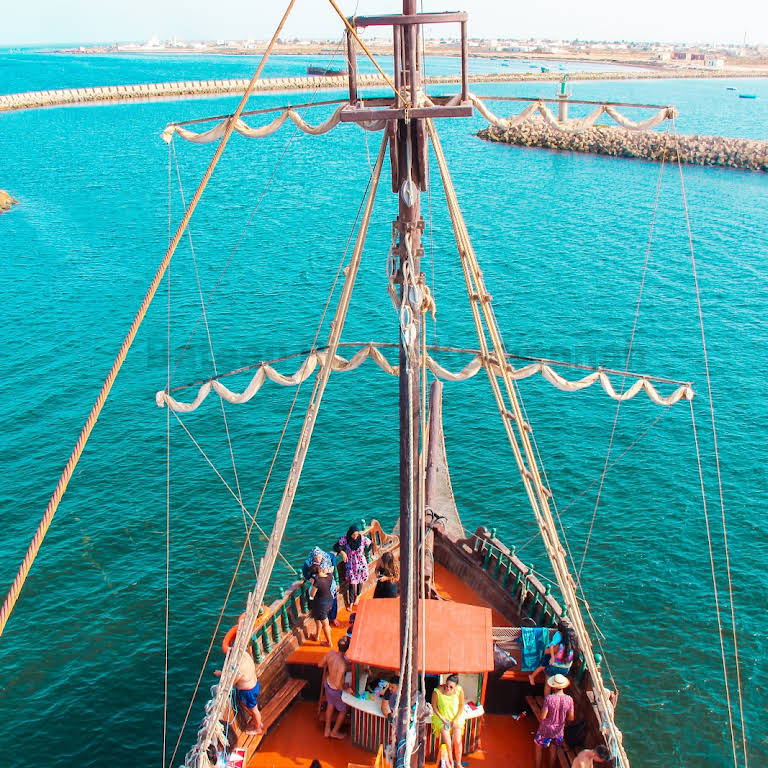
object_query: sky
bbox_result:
[1,0,766,47]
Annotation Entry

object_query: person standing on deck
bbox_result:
[534,674,574,768]
[319,635,351,738]
[214,641,263,735]
[309,562,336,647]
[303,547,341,627]
[431,674,466,768]
[335,525,371,607]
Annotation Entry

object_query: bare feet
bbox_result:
[330,731,345,739]
[246,728,264,736]
[324,729,331,738]
[331,619,341,627]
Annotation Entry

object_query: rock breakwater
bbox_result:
[478,119,768,172]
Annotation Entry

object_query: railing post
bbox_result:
[503,558,513,588]
[262,624,272,653]
[493,552,503,580]
[252,635,264,663]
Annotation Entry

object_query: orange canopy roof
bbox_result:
[346,599,494,673]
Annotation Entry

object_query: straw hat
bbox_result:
[547,674,570,689]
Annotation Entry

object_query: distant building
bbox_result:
[705,57,725,68]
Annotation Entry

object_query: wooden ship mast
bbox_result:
[337,5,472,765]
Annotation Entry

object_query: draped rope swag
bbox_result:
[163,93,676,145]
[156,343,694,413]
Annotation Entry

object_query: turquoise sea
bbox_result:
[0,52,766,767]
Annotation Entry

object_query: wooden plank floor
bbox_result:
[251,561,530,768]
[432,563,513,627]
[249,702,536,768]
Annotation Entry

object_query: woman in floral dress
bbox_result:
[335,524,371,607]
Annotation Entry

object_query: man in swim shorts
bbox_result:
[215,641,263,735]
[319,635,351,738]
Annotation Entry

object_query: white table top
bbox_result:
[341,691,484,720]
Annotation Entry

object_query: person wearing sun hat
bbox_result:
[534,674,574,768]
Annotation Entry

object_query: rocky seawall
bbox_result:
[0,190,19,213]
[0,69,765,112]
[478,120,768,172]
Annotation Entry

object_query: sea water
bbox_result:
[0,53,766,768]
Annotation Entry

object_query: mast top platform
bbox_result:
[340,9,473,124]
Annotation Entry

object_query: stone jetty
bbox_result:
[0,190,19,213]
[0,68,765,113]
[478,120,768,172]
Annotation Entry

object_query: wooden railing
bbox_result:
[464,526,594,686]
[234,518,398,663]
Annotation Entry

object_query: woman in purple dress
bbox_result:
[335,525,371,607]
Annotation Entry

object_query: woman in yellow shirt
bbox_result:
[431,674,465,768]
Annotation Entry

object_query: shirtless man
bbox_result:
[572,745,610,768]
[318,635,351,738]
[215,642,263,735]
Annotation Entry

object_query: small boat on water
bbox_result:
[738,93,757,99]
[307,65,349,76]
[540,66,550,72]
[726,86,737,91]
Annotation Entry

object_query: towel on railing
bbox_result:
[520,627,548,671]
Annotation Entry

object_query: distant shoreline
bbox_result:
[47,43,768,74]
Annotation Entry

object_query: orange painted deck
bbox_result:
[249,561,533,768]
[432,563,512,627]
[249,701,536,768]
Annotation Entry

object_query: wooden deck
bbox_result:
[249,701,536,768]
[242,561,538,768]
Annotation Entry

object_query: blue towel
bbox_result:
[520,627,547,671]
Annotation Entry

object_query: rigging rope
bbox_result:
[170,129,369,758]
[0,0,299,643]
[156,343,694,412]
[171,141,259,575]
[578,123,670,579]
[674,116,747,768]
[471,94,677,133]
[164,93,676,146]
[185,133,388,768]
[428,117,630,768]
[162,138,173,768]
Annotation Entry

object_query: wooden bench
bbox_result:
[232,677,307,751]
[526,695,577,768]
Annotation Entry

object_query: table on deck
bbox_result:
[342,692,484,759]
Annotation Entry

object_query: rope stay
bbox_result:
[155,343,694,413]
[164,92,676,146]
[673,116,747,768]
[0,0,298,644]
[185,133,388,768]
[427,117,631,768]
